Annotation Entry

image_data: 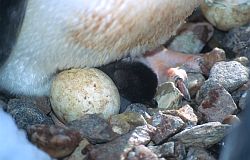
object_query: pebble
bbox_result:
[187,73,205,98]
[163,104,198,126]
[209,61,249,92]
[198,86,237,122]
[186,147,216,160]
[50,68,120,123]
[67,114,118,144]
[127,145,159,160]
[64,139,90,160]
[8,99,53,130]
[154,82,183,110]
[124,103,152,120]
[201,0,250,31]
[170,122,230,148]
[87,125,156,160]
[195,79,223,105]
[151,113,185,144]
[148,141,186,159]
[223,24,250,59]
[109,112,147,135]
[239,91,248,110]
[27,124,81,158]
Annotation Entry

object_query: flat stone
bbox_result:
[67,114,118,144]
[163,104,198,126]
[186,147,216,160]
[9,106,53,130]
[170,122,230,148]
[109,112,147,135]
[87,125,156,160]
[151,113,185,144]
[154,82,182,110]
[209,61,249,92]
[148,141,186,159]
[127,145,159,160]
[27,124,81,158]
[198,86,237,122]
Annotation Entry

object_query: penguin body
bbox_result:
[0,0,200,96]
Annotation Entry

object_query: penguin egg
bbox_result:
[50,68,120,123]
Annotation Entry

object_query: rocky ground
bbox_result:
[0,2,250,160]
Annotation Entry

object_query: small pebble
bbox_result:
[67,114,118,144]
[209,61,249,92]
[154,82,183,110]
[109,112,147,135]
[151,113,185,144]
[170,122,230,148]
[27,124,81,158]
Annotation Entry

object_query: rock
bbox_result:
[64,139,90,160]
[201,0,250,31]
[186,147,216,160]
[67,114,118,144]
[170,122,230,148]
[154,82,183,110]
[124,103,152,120]
[163,104,198,126]
[109,112,147,135]
[223,24,250,59]
[87,125,156,160]
[209,61,249,92]
[234,56,249,66]
[50,68,120,123]
[127,145,159,160]
[151,113,185,144]
[187,73,205,98]
[27,124,81,158]
[196,79,226,105]
[198,86,237,122]
[8,99,53,130]
[148,141,186,159]
[168,22,214,54]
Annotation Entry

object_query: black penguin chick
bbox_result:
[99,60,158,103]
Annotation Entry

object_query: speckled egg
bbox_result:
[201,0,250,31]
[50,68,120,123]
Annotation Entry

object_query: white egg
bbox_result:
[50,68,120,123]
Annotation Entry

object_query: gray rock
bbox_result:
[67,114,118,144]
[124,103,152,120]
[87,125,156,160]
[154,82,183,110]
[223,24,250,60]
[163,104,198,126]
[148,141,186,159]
[109,112,147,135]
[170,122,230,148]
[127,145,159,160]
[195,79,223,105]
[151,113,185,144]
[209,61,249,92]
[198,86,237,122]
[186,147,216,160]
[187,73,205,98]
[9,105,53,130]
